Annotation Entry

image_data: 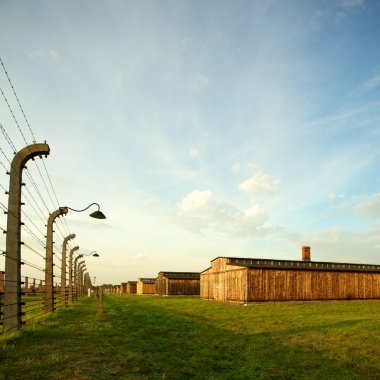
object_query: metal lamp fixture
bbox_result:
[77,251,100,257]
[60,203,106,219]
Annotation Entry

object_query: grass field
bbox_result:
[0,295,379,379]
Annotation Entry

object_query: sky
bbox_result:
[0,0,380,285]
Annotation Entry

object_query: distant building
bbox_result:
[201,247,380,302]
[136,278,156,295]
[126,281,137,294]
[155,272,200,296]
[121,282,128,294]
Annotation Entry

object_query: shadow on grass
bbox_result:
[0,296,379,380]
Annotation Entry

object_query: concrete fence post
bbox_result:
[82,270,87,297]
[73,258,84,301]
[78,263,86,298]
[68,246,79,304]
[79,268,83,298]
[4,143,50,332]
[44,207,68,312]
[0,271,4,293]
[24,276,29,294]
[60,234,75,307]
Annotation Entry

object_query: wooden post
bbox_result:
[98,287,103,315]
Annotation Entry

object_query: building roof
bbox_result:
[221,257,380,273]
[127,281,137,285]
[158,271,200,279]
[138,278,156,284]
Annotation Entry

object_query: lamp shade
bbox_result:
[89,210,106,219]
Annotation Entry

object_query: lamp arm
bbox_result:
[62,203,100,213]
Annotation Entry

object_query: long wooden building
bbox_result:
[136,278,156,295]
[155,272,200,296]
[121,282,128,294]
[126,281,137,294]
[200,247,380,302]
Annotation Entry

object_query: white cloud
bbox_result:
[307,226,343,243]
[247,163,260,172]
[351,74,380,97]
[175,192,276,238]
[342,0,365,8]
[189,147,199,157]
[360,74,380,94]
[239,171,280,197]
[28,47,60,61]
[181,190,212,212]
[232,163,241,172]
[189,74,209,94]
[355,192,380,220]
[50,50,60,60]
[285,224,380,264]
[244,204,266,219]
[328,193,345,201]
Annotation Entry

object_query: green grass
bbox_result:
[0,294,65,323]
[0,295,379,379]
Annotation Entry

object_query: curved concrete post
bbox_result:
[81,270,87,297]
[77,262,86,299]
[81,268,87,297]
[83,272,87,296]
[68,246,79,304]
[79,264,86,298]
[73,257,83,302]
[4,143,50,332]
[60,233,75,306]
[45,207,68,312]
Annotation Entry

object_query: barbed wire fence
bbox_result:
[0,58,92,333]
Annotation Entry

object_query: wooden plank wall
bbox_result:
[127,283,137,294]
[200,258,248,301]
[137,281,156,294]
[248,269,380,301]
[155,274,167,296]
[136,281,144,294]
[143,283,155,294]
[201,269,248,301]
[201,258,380,302]
[167,279,200,295]
[157,272,200,296]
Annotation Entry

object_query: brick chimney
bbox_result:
[302,246,311,261]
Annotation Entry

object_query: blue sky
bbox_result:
[1,0,380,285]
